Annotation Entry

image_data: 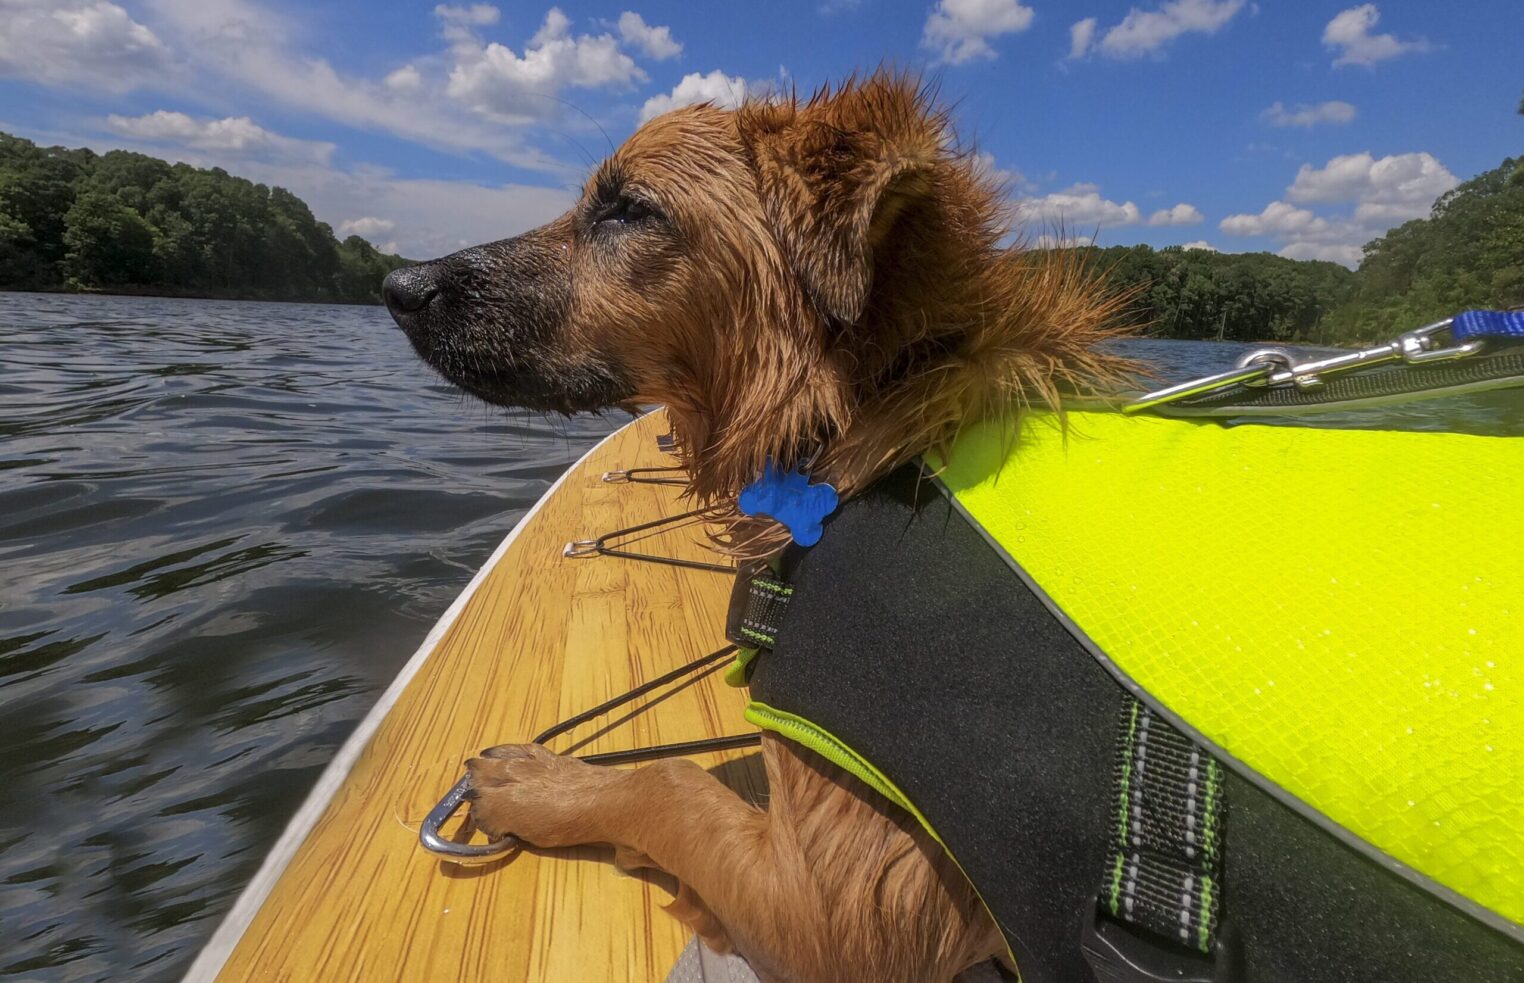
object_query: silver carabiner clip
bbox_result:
[418,774,519,864]
[1399,318,1486,365]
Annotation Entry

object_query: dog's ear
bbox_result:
[742,87,942,324]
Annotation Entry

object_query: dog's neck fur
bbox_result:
[673,246,1135,556]
[649,77,1136,555]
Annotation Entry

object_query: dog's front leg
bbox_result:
[466,743,831,981]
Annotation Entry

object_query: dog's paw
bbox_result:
[464,743,618,849]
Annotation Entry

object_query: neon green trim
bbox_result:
[1107,853,1125,917]
[745,699,1018,969]
[744,701,941,845]
[723,647,758,688]
[1110,701,1140,914]
[1198,875,1214,951]
[1201,760,1221,864]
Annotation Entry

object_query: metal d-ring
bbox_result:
[601,465,688,486]
[419,644,759,864]
[562,507,737,574]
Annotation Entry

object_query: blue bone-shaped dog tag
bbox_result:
[738,462,839,547]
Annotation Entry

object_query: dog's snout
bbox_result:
[383,265,440,318]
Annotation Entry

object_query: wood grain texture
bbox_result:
[214,411,757,982]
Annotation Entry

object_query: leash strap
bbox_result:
[1454,308,1524,340]
[1101,697,1227,954]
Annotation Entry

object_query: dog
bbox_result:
[384,72,1129,983]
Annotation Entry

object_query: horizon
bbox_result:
[2,0,1519,267]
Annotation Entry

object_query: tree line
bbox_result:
[1324,152,1524,341]
[2,129,1519,334]
[0,133,406,304]
[1070,244,1358,344]
[1067,151,1523,345]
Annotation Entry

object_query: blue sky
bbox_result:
[1,0,1519,265]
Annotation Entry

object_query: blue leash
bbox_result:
[1454,309,1524,341]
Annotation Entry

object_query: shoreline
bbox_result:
[1,285,385,307]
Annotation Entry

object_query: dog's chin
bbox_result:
[436,362,633,416]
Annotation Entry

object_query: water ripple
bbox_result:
[0,292,614,981]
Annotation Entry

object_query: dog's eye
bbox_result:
[593,196,658,227]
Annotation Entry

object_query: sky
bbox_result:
[0,0,1519,266]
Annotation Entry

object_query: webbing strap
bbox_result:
[1453,309,1524,340]
[1104,697,1226,954]
[725,568,793,650]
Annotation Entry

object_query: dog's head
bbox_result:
[387,73,1125,503]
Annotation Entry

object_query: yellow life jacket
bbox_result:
[939,410,1524,932]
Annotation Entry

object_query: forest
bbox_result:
[0,129,1520,336]
[1073,150,1524,345]
[0,133,406,304]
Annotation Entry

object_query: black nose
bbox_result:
[383,266,439,317]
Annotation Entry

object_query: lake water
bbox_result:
[0,292,1517,981]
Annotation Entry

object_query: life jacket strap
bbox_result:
[1083,697,1232,982]
[725,562,794,651]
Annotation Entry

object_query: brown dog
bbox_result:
[384,73,1128,983]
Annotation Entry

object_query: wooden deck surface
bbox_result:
[204,411,757,982]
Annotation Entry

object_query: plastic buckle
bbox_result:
[1080,904,1231,983]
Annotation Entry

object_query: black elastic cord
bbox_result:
[567,507,738,575]
[604,465,688,486]
[534,643,761,764]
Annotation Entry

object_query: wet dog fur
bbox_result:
[385,72,1131,983]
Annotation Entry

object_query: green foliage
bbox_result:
[1065,245,1357,344]
[0,132,408,303]
[1322,154,1524,341]
[62,190,157,286]
[1058,152,1524,344]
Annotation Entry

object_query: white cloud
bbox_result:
[1219,150,1458,268]
[1067,17,1098,59]
[142,0,567,171]
[1148,202,1204,226]
[1287,151,1456,210]
[295,170,575,260]
[446,7,645,122]
[384,64,423,91]
[972,151,1037,195]
[617,11,680,60]
[640,70,749,123]
[1220,200,1330,237]
[1261,100,1357,128]
[338,216,395,239]
[105,111,335,164]
[1020,184,1200,231]
[1020,184,1143,227]
[1181,240,1218,251]
[433,4,500,27]
[1323,5,1427,68]
[1093,0,1245,59]
[0,0,173,92]
[921,0,1035,65]
[1034,234,1095,249]
[1277,241,1363,265]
